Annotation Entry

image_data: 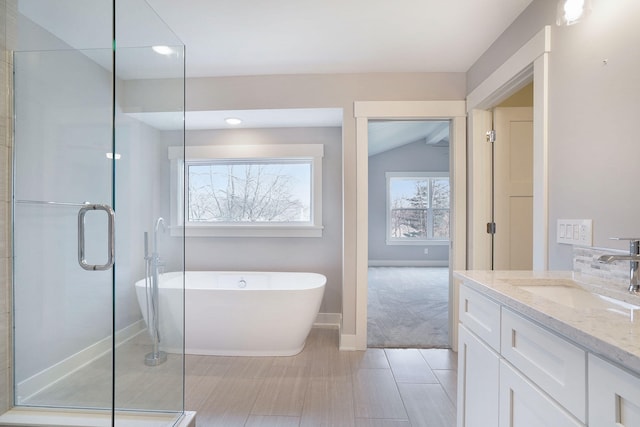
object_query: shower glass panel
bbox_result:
[113,0,185,421]
[12,0,185,425]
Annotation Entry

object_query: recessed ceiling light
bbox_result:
[225,117,243,125]
[152,45,173,55]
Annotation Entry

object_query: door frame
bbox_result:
[467,25,551,271]
[352,100,467,351]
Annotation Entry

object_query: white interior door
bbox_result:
[493,107,533,270]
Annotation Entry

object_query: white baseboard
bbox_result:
[368,260,449,267]
[313,312,341,328]
[339,333,358,351]
[17,320,146,402]
[314,313,358,351]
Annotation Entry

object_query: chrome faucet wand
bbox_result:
[144,218,168,366]
[598,238,640,293]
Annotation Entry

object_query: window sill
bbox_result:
[170,225,324,238]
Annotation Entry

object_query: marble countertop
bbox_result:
[454,270,640,374]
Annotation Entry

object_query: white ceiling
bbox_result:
[19,0,534,79]
[137,0,532,145]
[145,0,534,78]
[17,0,534,152]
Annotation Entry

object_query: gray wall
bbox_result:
[468,0,640,269]
[126,72,467,335]
[160,127,343,314]
[368,141,450,265]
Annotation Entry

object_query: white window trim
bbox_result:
[385,171,450,246]
[168,144,324,238]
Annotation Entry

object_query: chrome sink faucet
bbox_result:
[598,238,640,293]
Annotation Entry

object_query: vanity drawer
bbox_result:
[459,284,501,351]
[501,307,586,423]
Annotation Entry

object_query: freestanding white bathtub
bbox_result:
[134,271,326,356]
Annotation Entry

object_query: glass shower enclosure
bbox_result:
[11,0,186,425]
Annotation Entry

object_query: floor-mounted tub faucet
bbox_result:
[143,217,168,366]
[598,238,640,293]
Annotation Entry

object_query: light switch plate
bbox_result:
[557,219,593,246]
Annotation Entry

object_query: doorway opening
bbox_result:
[366,120,451,348]
[490,83,534,270]
[466,26,550,272]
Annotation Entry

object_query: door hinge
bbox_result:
[487,222,496,234]
[486,129,496,143]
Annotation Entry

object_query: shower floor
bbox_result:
[18,331,183,414]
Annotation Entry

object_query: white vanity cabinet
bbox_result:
[457,273,640,427]
[457,286,500,427]
[499,360,583,427]
[457,324,500,427]
[458,282,586,427]
[588,354,640,427]
[501,308,586,422]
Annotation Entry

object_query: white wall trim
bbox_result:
[353,100,467,351]
[467,25,551,271]
[467,26,551,111]
[169,143,324,237]
[339,333,358,351]
[16,320,146,402]
[171,224,324,238]
[355,100,466,118]
[368,260,449,267]
[314,312,342,328]
[532,52,550,270]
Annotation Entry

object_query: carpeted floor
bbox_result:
[367,267,450,348]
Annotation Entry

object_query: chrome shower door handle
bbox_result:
[78,204,115,271]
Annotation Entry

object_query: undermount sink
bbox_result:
[505,278,640,318]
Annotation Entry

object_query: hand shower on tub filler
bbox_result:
[143,217,168,366]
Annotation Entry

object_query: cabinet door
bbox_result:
[589,354,640,427]
[499,360,584,427]
[457,324,500,427]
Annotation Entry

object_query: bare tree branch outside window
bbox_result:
[187,161,311,223]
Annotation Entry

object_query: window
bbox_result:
[169,144,323,237]
[187,160,312,223]
[387,172,450,245]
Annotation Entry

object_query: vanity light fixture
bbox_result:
[556,0,591,26]
[152,45,173,55]
[225,117,243,126]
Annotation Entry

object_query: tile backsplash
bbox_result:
[573,246,629,287]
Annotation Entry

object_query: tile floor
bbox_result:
[19,327,457,426]
[186,327,457,427]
